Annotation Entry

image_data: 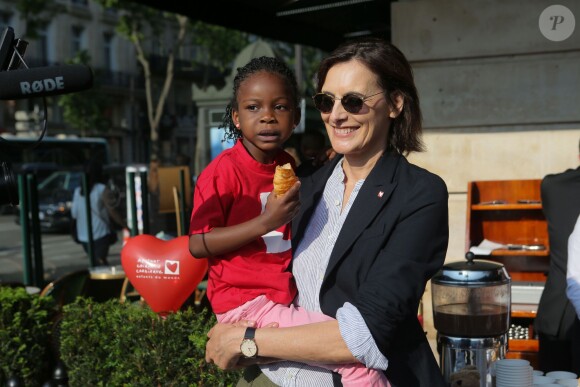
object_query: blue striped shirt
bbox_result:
[260,159,389,386]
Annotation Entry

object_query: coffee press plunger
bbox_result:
[432,252,511,387]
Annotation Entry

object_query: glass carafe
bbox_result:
[432,252,511,338]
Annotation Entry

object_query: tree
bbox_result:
[97,0,189,159]
[263,40,326,97]
[189,21,249,89]
[58,51,111,136]
[14,0,63,39]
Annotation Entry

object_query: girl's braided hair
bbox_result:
[220,56,300,141]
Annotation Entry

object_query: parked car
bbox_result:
[15,165,128,233]
[13,170,81,232]
[0,162,60,215]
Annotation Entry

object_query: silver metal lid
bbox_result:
[432,252,511,286]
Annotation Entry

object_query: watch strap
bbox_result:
[244,327,256,340]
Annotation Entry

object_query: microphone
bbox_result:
[0,64,93,100]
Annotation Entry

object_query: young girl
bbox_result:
[188,56,389,386]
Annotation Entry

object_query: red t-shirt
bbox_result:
[189,140,297,314]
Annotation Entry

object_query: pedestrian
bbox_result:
[71,160,126,266]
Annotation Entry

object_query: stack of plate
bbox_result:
[495,359,533,387]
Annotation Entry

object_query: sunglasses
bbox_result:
[312,91,384,114]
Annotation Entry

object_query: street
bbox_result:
[0,214,122,285]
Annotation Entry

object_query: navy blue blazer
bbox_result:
[292,151,449,387]
[535,166,580,339]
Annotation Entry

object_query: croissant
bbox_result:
[273,163,298,196]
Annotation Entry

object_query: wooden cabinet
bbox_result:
[466,179,549,368]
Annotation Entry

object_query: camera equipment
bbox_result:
[0,26,94,206]
[0,160,18,206]
[0,64,93,100]
[0,26,24,206]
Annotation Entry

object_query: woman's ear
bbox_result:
[389,92,404,119]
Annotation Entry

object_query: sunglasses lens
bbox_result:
[342,94,364,114]
[313,94,334,113]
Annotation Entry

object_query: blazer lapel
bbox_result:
[324,152,402,279]
[292,157,340,246]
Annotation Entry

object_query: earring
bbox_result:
[235,123,240,128]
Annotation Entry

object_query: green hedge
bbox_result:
[0,286,56,386]
[59,298,241,386]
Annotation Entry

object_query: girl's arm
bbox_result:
[189,181,300,257]
[205,320,356,370]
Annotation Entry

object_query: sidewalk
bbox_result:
[0,214,122,284]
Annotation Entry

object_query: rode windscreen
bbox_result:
[0,64,93,100]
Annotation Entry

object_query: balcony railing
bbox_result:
[95,69,145,90]
[147,54,225,84]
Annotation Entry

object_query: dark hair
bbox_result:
[301,130,326,149]
[220,56,300,141]
[80,159,103,196]
[315,37,424,155]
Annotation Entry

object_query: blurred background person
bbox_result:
[71,160,126,266]
[535,138,580,373]
[566,214,580,375]
[296,129,328,177]
[282,133,303,168]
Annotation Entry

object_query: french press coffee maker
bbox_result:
[432,252,511,387]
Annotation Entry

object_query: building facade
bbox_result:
[0,0,201,166]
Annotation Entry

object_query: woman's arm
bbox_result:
[566,215,580,318]
[189,182,300,257]
[70,188,79,219]
[102,186,128,229]
[205,320,356,370]
[353,175,448,352]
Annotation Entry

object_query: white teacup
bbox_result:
[533,375,556,384]
[555,379,578,386]
[545,371,577,379]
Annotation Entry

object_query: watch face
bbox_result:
[240,339,257,357]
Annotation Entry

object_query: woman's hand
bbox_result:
[205,320,279,370]
[206,322,247,369]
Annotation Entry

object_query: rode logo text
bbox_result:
[20,76,65,94]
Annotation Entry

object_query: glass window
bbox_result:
[71,25,84,56]
[103,32,113,70]
[37,26,49,65]
[38,172,68,192]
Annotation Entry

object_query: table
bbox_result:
[87,265,126,302]
[89,265,125,280]
[26,286,41,295]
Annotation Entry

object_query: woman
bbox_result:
[71,160,126,266]
[205,37,449,387]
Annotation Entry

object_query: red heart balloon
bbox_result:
[121,235,207,314]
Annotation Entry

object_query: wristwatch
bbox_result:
[240,327,258,358]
